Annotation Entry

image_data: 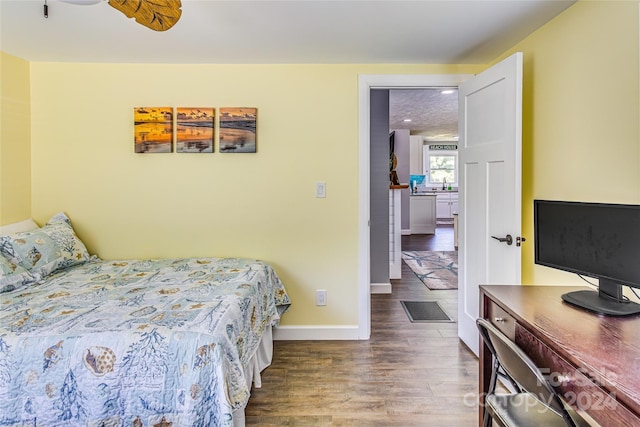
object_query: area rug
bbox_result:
[400,301,454,323]
[401,251,458,290]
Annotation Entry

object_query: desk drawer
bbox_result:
[516,324,638,427]
[486,299,516,341]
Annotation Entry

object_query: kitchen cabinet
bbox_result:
[409,135,424,175]
[410,195,436,234]
[436,192,458,220]
[453,213,459,249]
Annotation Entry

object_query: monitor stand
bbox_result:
[561,279,640,316]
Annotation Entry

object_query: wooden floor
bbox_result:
[245,226,479,426]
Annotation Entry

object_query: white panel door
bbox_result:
[457,53,523,355]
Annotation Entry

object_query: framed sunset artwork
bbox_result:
[134,107,173,153]
[176,107,215,153]
[219,108,257,153]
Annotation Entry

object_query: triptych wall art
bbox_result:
[134,107,257,154]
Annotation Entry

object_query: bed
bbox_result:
[0,213,291,426]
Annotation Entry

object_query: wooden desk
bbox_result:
[479,285,640,427]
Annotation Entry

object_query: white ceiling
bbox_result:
[1,0,574,64]
[390,88,459,140]
[0,0,575,139]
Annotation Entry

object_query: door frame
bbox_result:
[357,74,473,339]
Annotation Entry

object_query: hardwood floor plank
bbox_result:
[245,228,479,425]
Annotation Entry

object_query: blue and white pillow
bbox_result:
[0,212,91,279]
[0,256,38,293]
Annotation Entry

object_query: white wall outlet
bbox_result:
[316,289,327,306]
[315,182,326,198]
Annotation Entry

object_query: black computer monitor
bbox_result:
[534,199,640,316]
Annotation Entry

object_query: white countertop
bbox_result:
[411,189,458,195]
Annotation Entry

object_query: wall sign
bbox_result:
[429,144,458,151]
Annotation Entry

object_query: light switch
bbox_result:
[316,290,327,306]
[316,182,326,198]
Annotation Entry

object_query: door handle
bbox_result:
[491,234,513,245]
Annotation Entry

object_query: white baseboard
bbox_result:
[273,325,361,340]
[370,282,391,294]
[401,228,411,235]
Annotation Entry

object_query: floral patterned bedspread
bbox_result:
[0,257,291,426]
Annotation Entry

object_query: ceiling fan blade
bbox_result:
[108,0,182,32]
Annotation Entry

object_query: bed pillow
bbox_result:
[0,255,38,293]
[0,212,91,278]
[0,218,39,236]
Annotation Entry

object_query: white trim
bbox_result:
[401,228,411,235]
[370,282,392,294]
[273,325,360,341]
[358,76,372,340]
[358,74,473,341]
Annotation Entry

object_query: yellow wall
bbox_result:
[495,0,640,285]
[7,0,640,327]
[0,52,31,224]
[28,62,480,327]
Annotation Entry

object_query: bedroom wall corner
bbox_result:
[0,51,32,225]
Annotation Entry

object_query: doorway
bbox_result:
[389,89,459,234]
[357,74,472,339]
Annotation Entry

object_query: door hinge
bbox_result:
[516,236,526,247]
